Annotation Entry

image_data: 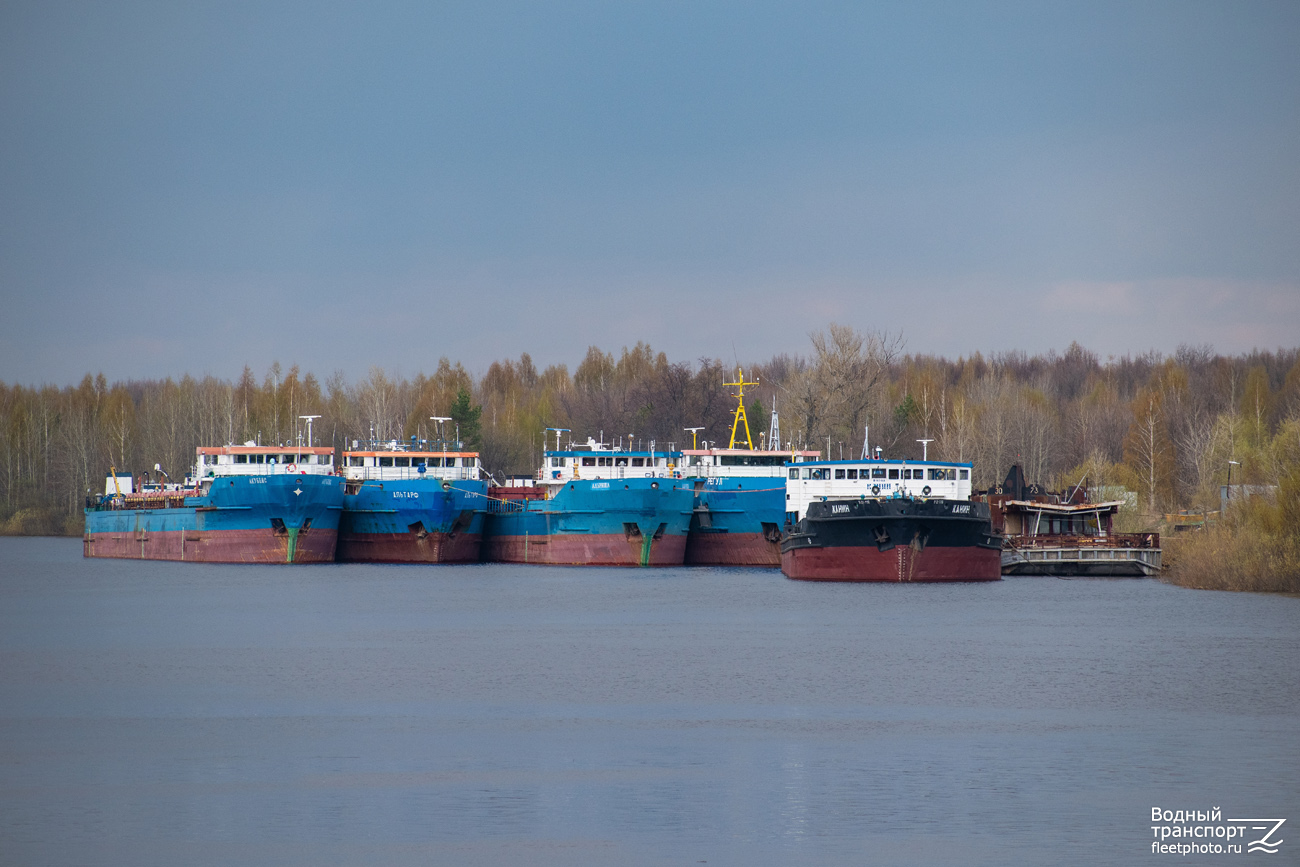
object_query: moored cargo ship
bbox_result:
[84,443,343,563]
[680,368,819,566]
[336,441,487,564]
[483,435,694,566]
[780,454,1001,582]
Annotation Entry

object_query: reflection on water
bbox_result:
[1,538,1297,866]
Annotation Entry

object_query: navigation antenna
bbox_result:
[430,417,451,449]
[768,397,780,453]
[684,427,704,449]
[299,415,320,447]
[545,427,570,452]
[725,367,758,449]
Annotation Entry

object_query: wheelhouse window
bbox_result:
[379,457,394,467]
[632,458,645,467]
[234,455,247,464]
[846,469,858,479]
[395,457,410,467]
[888,468,899,479]
[873,468,887,479]
[582,457,596,467]
[960,469,969,480]
[788,469,798,479]
[834,469,845,479]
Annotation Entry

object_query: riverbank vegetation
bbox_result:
[3,327,1298,590]
[1163,461,1300,593]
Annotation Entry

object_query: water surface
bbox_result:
[1,538,1296,865]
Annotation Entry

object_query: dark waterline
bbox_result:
[1,538,1296,866]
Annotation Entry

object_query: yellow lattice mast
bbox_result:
[726,367,759,449]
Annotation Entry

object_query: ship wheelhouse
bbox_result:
[197,445,336,478]
[679,448,820,480]
[785,459,975,522]
[340,450,482,482]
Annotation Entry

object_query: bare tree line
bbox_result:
[3,327,1299,534]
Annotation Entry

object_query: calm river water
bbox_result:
[1,537,1296,866]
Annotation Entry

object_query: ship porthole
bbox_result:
[922,485,931,496]
[651,482,659,489]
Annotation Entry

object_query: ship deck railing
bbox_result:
[485,497,535,514]
[90,492,200,511]
[342,467,482,482]
[1008,532,1160,550]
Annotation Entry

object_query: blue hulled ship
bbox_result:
[84,442,343,563]
[484,435,694,566]
[336,436,488,564]
[680,369,819,565]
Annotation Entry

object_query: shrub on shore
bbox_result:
[1,507,64,536]
[1163,465,1300,593]
[1164,525,1300,593]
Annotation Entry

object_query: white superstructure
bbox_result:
[785,459,974,522]
[341,448,482,482]
[196,445,336,478]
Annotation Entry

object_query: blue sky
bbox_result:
[2,1,1298,385]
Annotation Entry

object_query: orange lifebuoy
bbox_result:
[286,463,298,474]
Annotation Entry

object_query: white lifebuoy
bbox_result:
[286,463,298,474]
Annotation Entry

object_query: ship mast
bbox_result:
[768,397,781,452]
[725,367,758,449]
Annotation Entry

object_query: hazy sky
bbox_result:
[2,1,1298,386]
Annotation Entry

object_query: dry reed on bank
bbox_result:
[1163,519,1300,594]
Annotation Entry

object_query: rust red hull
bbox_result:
[484,532,687,566]
[684,532,780,567]
[335,531,482,564]
[782,544,1001,582]
[83,529,337,564]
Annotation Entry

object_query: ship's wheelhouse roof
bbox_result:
[798,458,973,469]
[1002,499,1126,515]
[545,449,677,458]
[682,448,820,458]
[342,450,479,459]
[197,446,333,455]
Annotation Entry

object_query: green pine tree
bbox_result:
[449,387,483,449]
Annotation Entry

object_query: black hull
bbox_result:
[781,498,1002,581]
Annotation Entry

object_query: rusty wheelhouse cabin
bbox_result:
[978,465,1161,578]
